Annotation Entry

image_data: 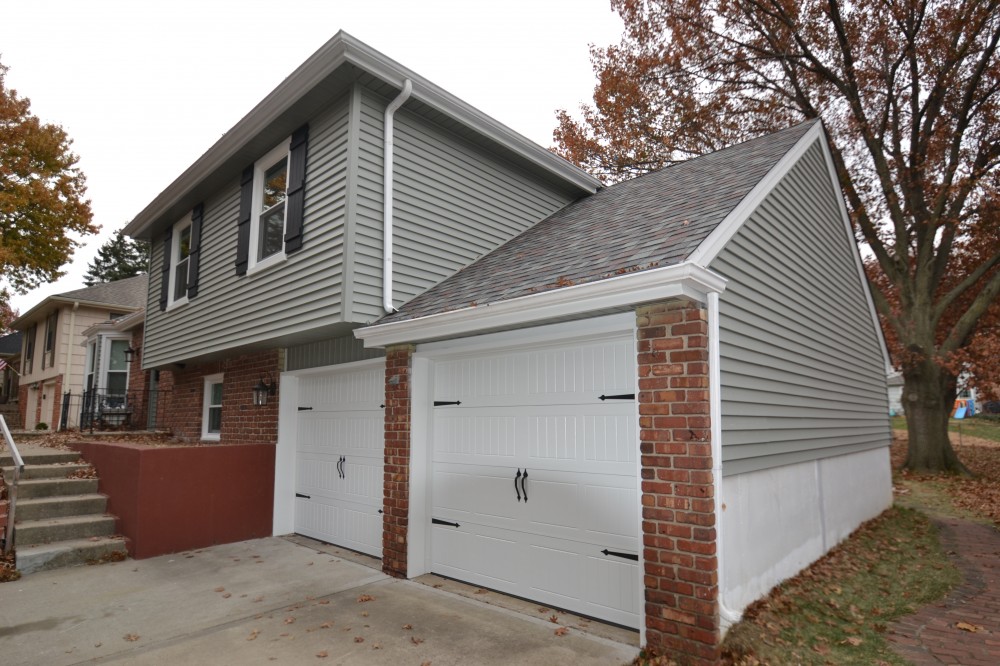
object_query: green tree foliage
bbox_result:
[555,0,1000,473]
[83,229,149,286]
[0,60,97,308]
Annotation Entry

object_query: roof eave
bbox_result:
[124,31,600,239]
[11,298,142,330]
[355,262,727,348]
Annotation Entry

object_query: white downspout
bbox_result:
[383,78,413,314]
[708,291,742,626]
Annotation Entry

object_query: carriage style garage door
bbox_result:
[429,329,641,628]
[294,360,385,558]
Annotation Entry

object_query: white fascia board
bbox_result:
[687,122,824,267]
[355,262,727,348]
[125,32,600,238]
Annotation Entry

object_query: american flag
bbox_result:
[0,359,6,372]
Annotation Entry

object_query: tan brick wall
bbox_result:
[382,344,413,578]
[637,300,720,664]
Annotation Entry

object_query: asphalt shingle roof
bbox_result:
[56,274,148,309]
[0,331,22,356]
[381,120,818,324]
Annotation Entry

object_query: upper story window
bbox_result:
[42,310,57,369]
[249,139,291,271]
[23,323,36,374]
[235,125,308,277]
[170,217,192,306]
[159,204,203,312]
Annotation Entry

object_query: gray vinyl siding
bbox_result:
[351,88,578,321]
[143,94,352,367]
[709,140,890,476]
[286,332,384,371]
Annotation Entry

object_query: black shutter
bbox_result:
[187,203,204,299]
[284,124,308,254]
[236,165,253,276]
[159,229,172,311]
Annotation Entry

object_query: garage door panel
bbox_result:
[299,366,383,411]
[432,465,521,529]
[298,412,383,458]
[433,414,516,460]
[434,339,633,407]
[432,524,522,588]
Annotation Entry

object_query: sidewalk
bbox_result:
[888,516,1000,666]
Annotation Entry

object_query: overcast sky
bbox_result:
[2,0,623,314]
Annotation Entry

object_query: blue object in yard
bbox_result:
[968,399,975,416]
[954,406,968,419]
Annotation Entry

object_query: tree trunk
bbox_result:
[902,359,970,475]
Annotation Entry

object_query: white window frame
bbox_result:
[167,213,193,309]
[84,333,132,393]
[248,138,291,274]
[202,373,224,441]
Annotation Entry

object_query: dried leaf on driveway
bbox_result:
[956,621,983,632]
[247,629,260,641]
[123,634,140,642]
[316,651,328,658]
[554,627,569,636]
[357,594,375,603]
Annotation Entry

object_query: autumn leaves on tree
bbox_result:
[0,61,96,320]
[555,0,1000,473]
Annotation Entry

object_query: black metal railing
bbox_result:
[59,388,172,433]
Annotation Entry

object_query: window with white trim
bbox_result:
[202,373,224,440]
[249,139,291,271]
[168,215,192,307]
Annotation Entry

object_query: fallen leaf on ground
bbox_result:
[411,636,425,645]
[549,614,559,623]
[361,611,369,617]
[316,651,328,658]
[317,600,330,605]
[123,634,140,642]
[320,621,333,628]
[357,594,374,603]
[402,624,413,630]
[956,621,983,632]
[372,643,382,650]
[842,636,863,646]
[474,588,488,594]
[354,636,364,643]
[554,627,569,636]
[222,593,232,599]
[247,630,259,641]
[284,617,296,624]
[214,587,225,593]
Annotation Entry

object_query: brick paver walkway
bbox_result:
[888,516,1000,665]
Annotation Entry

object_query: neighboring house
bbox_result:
[12,276,147,430]
[0,331,21,404]
[888,370,904,415]
[124,32,890,662]
[0,331,22,428]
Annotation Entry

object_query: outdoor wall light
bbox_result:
[123,345,140,364]
[253,373,277,406]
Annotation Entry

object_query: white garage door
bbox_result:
[295,360,385,558]
[430,332,640,627]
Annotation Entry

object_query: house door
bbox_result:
[294,359,385,558]
[428,329,641,627]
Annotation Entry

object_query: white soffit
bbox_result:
[355,262,727,348]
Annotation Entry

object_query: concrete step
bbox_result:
[16,477,99,499]
[0,450,81,466]
[3,463,91,480]
[15,536,128,575]
[15,514,117,547]
[15,494,109,521]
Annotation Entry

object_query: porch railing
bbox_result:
[59,388,172,433]
[1,413,23,555]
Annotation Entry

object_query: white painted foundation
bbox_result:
[720,446,892,628]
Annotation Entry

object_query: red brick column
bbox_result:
[382,344,413,578]
[636,300,719,664]
[17,385,28,429]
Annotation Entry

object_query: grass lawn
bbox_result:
[892,414,1000,443]
[635,429,1000,666]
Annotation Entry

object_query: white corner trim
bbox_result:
[687,123,824,267]
[355,262,727,348]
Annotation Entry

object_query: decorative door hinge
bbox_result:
[601,549,638,561]
[297,406,313,411]
[433,400,462,407]
[432,518,460,528]
[599,394,635,401]
[295,493,311,499]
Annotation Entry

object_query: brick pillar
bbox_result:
[382,344,413,578]
[51,376,63,429]
[636,300,719,665]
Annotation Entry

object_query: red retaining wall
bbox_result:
[75,441,275,559]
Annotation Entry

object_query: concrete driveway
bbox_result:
[0,536,639,665]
